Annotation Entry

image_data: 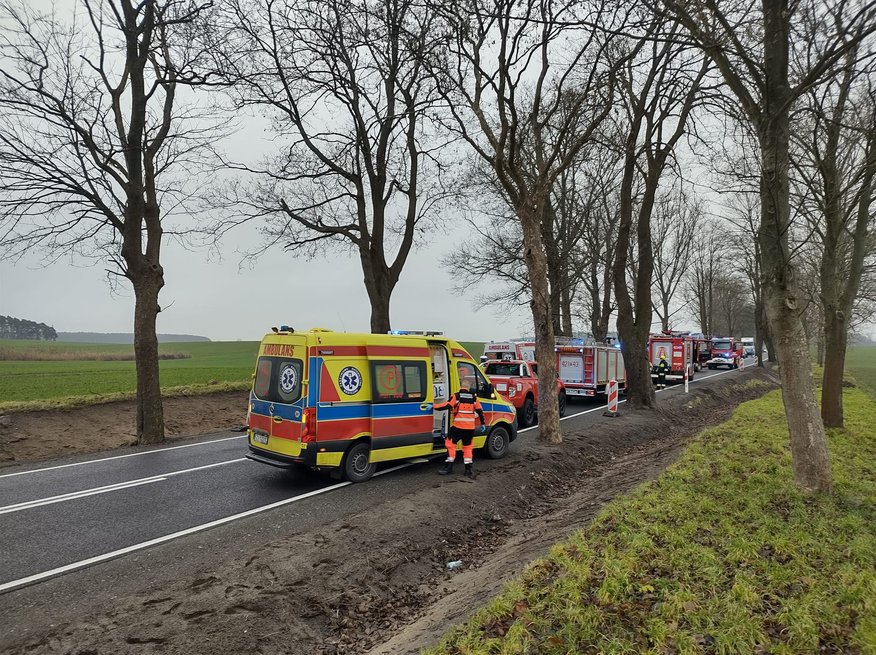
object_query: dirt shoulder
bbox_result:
[0,370,779,655]
[0,390,249,466]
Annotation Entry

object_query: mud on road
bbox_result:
[1,370,779,655]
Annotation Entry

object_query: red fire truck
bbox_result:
[707,337,744,369]
[555,338,626,398]
[648,332,697,382]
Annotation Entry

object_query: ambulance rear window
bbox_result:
[371,361,426,403]
[253,357,303,404]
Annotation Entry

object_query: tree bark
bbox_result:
[363,256,393,334]
[521,204,561,443]
[821,311,847,426]
[758,0,831,492]
[132,274,165,445]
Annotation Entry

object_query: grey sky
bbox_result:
[0,225,538,343]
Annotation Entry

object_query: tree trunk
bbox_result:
[542,200,563,336]
[755,301,766,366]
[367,285,392,334]
[132,273,165,445]
[560,280,573,337]
[758,0,831,492]
[362,252,393,334]
[520,204,561,444]
[821,309,847,427]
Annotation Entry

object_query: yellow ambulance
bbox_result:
[245,327,519,482]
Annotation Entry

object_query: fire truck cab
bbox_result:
[707,337,744,369]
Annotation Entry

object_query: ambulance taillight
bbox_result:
[301,407,316,441]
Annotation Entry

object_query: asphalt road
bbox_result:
[0,360,754,596]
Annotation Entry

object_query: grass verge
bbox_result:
[427,387,876,655]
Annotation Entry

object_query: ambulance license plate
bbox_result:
[252,431,269,445]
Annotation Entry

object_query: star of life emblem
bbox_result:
[279,364,298,394]
[338,366,362,395]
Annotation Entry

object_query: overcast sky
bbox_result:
[0,0,691,345]
[0,226,546,342]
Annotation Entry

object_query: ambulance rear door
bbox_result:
[249,337,309,451]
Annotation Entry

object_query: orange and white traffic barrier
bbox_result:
[603,379,619,417]
[684,365,690,393]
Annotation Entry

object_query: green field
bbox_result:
[428,385,876,655]
[847,345,876,392]
[0,339,260,410]
[0,337,486,411]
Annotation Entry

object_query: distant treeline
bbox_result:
[0,315,57,341]
[58,332,211,344]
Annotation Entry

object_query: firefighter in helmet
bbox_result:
[656,352,670,390]
[434,372,486,477]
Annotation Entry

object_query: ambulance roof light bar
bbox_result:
[271,325,295,333]
[388,329,444,336]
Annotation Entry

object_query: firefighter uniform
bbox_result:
[656,355,670,389]
[434,388,485,476]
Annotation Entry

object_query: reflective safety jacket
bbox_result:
[434,390,485,430]
[657,359,670,374]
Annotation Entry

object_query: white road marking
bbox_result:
[0,460,415,594]
[517,363,745,433]
[0,458,248,515]
[0,435,248,480]
[0,362,754,593]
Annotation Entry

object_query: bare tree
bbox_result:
[651,184,702,331]
[206,0,447,333]
[0,0,214,444]
[682,220,726,335]
[611,15,710,409]
[725,192,771,365]
[447,140,620,339]
[662,0,876,491]
[791,49,876,427]
[433,0,625,443]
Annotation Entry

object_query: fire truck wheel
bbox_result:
[708,364,716,370]
[342,442,376,483]
[558,391,567,418]
[519,396,535,427]
[483,425,510,459]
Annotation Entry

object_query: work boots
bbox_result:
[438,460,454,475]
[464,463,474,477]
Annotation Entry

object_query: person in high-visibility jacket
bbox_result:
[434,379,486,477]
[656,353,670,390]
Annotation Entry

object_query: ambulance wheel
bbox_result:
[342,442,376,483]
[519,396,535,427]
[483,425,510,459]
[558,392,567,418]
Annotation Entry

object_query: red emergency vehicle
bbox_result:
[483,340,536,362]
[555,338,626,398]
[707,337,744,369]
[648,332,697,382]
[482,359,566,427]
